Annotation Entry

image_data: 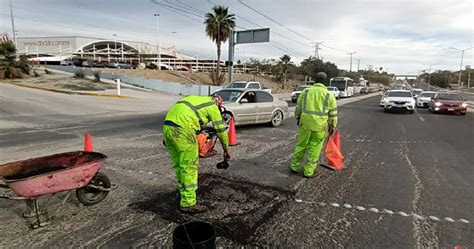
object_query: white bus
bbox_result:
[329,77,354,97]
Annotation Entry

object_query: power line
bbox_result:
[237,0,313,41]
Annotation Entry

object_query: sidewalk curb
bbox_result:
[4,83,132,99]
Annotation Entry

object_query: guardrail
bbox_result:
[46,65,222,96]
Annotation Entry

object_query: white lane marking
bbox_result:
[414,108,425,122]
[369,208,380,213]
[444,217,455,222]
[296,200,470,224]
[398,211,409,217]
[429,216,440,221]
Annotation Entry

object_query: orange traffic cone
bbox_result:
[228,117,238,146]
[84,133,93,152]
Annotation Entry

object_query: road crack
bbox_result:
[399,142,439,248]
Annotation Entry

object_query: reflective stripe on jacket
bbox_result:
[295,83,338,131]
[165,95,229,149]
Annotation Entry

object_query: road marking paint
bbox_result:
[356,206,366,211]
[397,211,409,217]
[297,199,470,224]
[383,209,394,215]
[429,216,440,221]
[412,214,425,220]
[138,170,144,173]
[414,108,425,121]
[444,217,455,222]
[369,208,379,213]
[148,172,154,175]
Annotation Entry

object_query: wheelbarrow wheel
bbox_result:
[76,172,111,206]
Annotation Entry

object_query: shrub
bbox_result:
[34,70,40,77]
[74,70,85,79]
[45,69,53,74]
[93,71,101,82]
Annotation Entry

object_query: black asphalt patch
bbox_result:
[131,173,294,245]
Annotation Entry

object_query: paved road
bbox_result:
[0,86,472,247]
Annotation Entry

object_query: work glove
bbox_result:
[328,125,335,135]
[223,149,231,161]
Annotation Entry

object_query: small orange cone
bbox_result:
[228,117,238,146]
[84,133,93,152]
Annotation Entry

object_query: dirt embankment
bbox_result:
[100,68,300,93]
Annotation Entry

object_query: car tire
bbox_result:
[270,110,283,127]
[221,112,232,129]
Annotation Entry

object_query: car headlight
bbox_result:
[291,92,296,96]
[435,102,442,107]
[461,103,467,108]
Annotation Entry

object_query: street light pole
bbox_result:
[348,51,356,72]
[449,46,473,86]
[154,14,161,70]
[9,0,17,59]
[112,34,117,62]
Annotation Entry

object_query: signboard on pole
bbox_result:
[235,28,270,44]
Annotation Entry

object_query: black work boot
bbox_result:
[179,204,208,214]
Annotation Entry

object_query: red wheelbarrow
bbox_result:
[0,151,115,229]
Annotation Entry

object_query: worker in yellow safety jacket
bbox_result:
[163,95,230,214]
[291,72,338,177]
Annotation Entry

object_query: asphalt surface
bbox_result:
[0,86,473,248]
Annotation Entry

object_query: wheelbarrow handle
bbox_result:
[0,194,30,200]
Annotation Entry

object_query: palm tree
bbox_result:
[204,5,235,85]
[279,54,292,88]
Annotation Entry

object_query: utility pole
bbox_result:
[154,13,161,70]
[467,65,471,88]
[347,51,356,72]
[357,59,360,72]
[9,0,17,59]
[313,41,323,59]
[227,30,235,83]
[449,46,473,86]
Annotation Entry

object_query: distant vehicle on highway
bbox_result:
[416,91,437,108]
[213,89,288,127]
[108,62,132,69]
[329,77,354,97]
[326,86,341,99]
[383,90,415,113]
[411,88,423,99]
[429,92,467,115]
[92,61,110,68]
[291,85,312,103]
[226,81,272,93]
[360,87,369,94]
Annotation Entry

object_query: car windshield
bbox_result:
[420,92,436,98]
[437,94,463,101]
[296,86,309,91]
[388,91,412,97]
[213,90,243,102]
[413,90,422,95]
[227,82,247,88]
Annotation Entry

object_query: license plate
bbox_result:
[448,108,454,111]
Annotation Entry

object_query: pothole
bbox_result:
[131,173,293,245]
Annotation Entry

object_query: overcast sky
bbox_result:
[0,0,472,74]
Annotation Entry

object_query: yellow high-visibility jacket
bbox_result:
[165,96,229,149]
[295,83,338,131]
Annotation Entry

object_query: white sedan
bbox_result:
[416,91,437,108]
[327,86,340,99]
[383,90,415,114]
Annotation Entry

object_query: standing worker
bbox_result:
[290,72,338,177]
[163,95,230,214]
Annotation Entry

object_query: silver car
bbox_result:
[213,89,289,127]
